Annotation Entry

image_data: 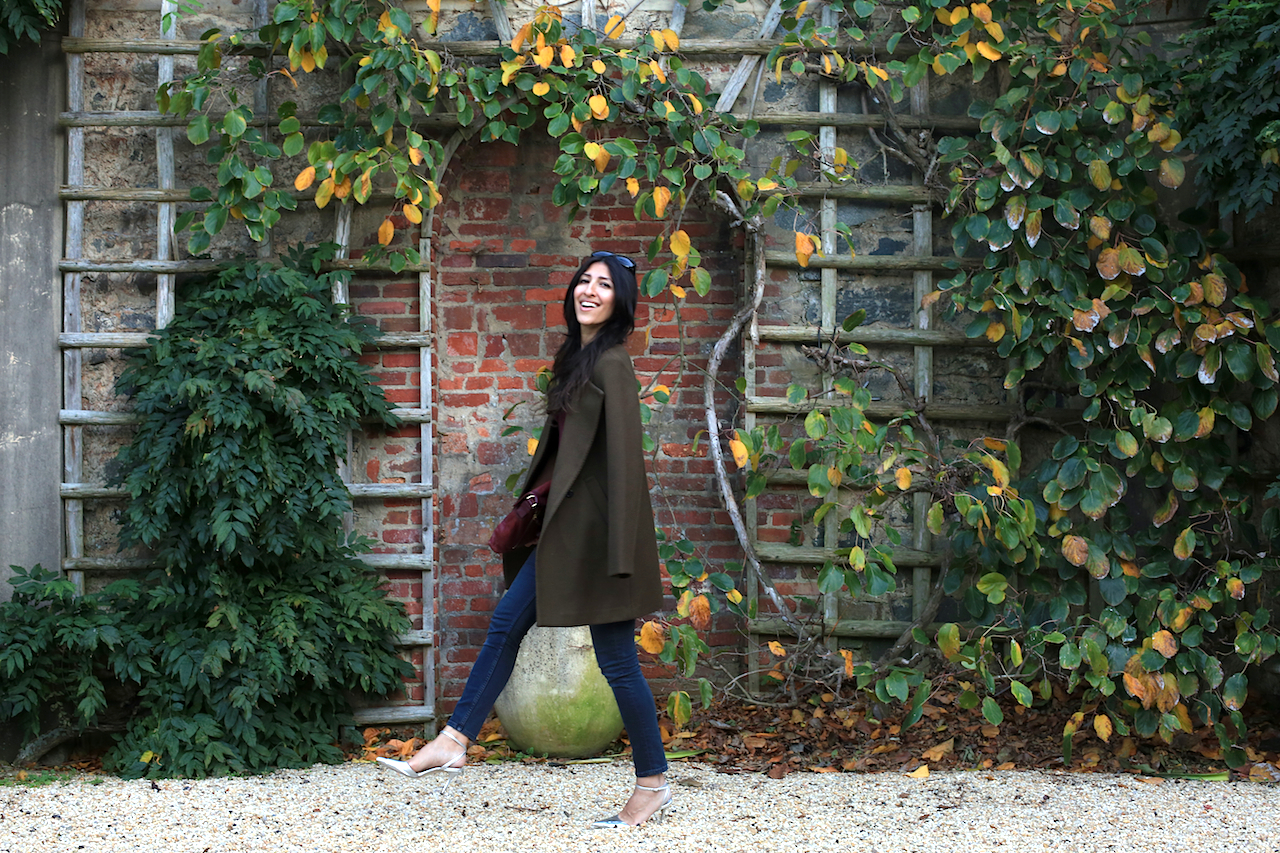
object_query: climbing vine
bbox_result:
[152,0,1280,762]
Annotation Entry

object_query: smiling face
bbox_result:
[573,261,616,344]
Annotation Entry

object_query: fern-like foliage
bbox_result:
[1,0,63,54]
[0,245,414,778]
[1172,0,1280,220]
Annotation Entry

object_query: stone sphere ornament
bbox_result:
[493,625,624,758]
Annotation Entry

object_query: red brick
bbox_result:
[447,333,478,356]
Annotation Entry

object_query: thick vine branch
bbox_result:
[704,211,809,641]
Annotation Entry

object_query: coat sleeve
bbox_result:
[598,351,648,579]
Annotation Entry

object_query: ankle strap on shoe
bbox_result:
[442,730,467,749]
[634,782,669,793]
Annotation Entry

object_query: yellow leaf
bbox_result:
[685,93,703,115]
[560,44,575,67]
[833,147,848,172]
[1151,630,1178,658]
[1062,535,1090,567]
[649,59,667,84]
[533,44,554,69]
[663,28,680,50]
[315,176,335,209]
[670,229,692,258]
[985,321,1006,342]
[592,59,606,74]
[589,93,609,120]
[638,620,666,654]
[795,231,816,268]
[840,648,854,677]
[532,81,550,96]
[952,5,970,20]
[662,99,677,118]
[727,588,743,605]
[1093,714,1114,743]
[907,765,930,779]
[604,14,625,39]
[895,467,913,490]
[1227,577,1245,600]
[511,22,532,52]
[626,177,640,197]
[501,58,524,86]
[670,284,686,298]
[729,436,750,469]
[403,203,422,224]
[653,185,672,218]
[689,594,711,630]
[983,437,1007,452]
[922,738,954,762]
[1195,406,1215,438]
[976,41,1002,61]
[527,436,538,456]
[425,180,442,208]
[583,141,602,160]
[408,147,424,166]
[333,176,352,199]
[768,640,787,657]
[377,218,394,246]
[985,21,1004,42]
[294,166,316,191]
[970,2,992,22]
[650,29,666,51]
[936,7,953,25]
[300,50,316,73]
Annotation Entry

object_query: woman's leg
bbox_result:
[405,550,539,772]
[590,619,670,824]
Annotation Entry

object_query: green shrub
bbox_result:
[0,246,413,777]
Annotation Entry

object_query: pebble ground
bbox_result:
[2,761,1278,853]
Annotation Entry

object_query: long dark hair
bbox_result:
[546,252,638,414]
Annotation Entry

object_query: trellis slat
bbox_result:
[61,483,432,499]
[763,251,975,271]
[755,324,984,347]
[59,331,432,348]
[746,396,1025,422]
[64,554,432,573]
[58,408,430,426]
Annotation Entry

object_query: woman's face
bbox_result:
[573,260,616,344]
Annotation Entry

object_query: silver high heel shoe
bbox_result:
[590,782,674,828]
[375,729,467,792]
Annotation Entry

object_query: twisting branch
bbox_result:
[704,220,810,641]
[799,343,942,460]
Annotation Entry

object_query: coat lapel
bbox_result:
[543,379,603,525]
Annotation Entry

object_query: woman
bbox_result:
[377,251,671,828]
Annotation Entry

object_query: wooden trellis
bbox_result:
[57,0,436,726]
[56,0,1006,708]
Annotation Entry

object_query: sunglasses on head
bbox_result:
[589,250,635,270]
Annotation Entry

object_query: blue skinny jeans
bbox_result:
[447,548,668,778]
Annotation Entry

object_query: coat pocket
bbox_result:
[582,475,609,521]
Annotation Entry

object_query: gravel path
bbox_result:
[2,761,1277,852]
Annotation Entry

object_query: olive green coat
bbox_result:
[501,346,664,626]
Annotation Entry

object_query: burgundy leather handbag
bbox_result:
[487,480,552,554]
